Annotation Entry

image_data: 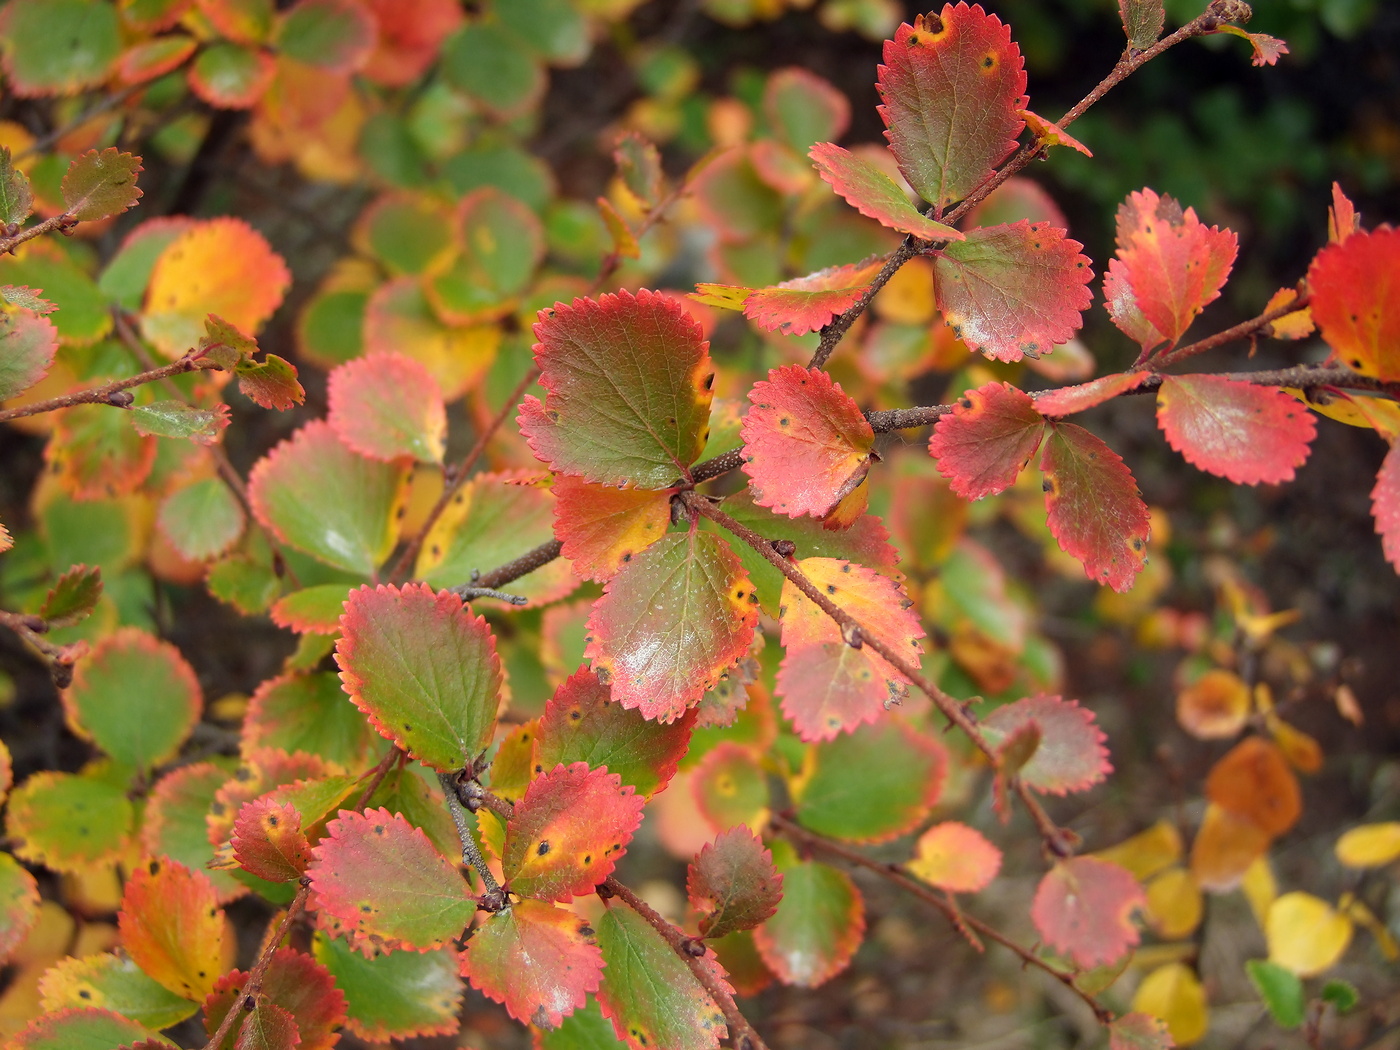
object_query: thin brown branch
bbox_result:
[0,351,218,423]
[0,214,75,256]
[200,882,311,1050]
[438,771,504,903]
[470,539,563,592]
[390,366,541,583]
[770,815,1113,1025]
[602,878,770,1050]
[0,608,86,688]
[352,746,403,810]
[1146,288,1309,370]
[683,491,1075,857]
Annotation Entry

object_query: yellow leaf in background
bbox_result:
[1190,803,1270,893]
[1241,855,1277,927]
[1263,287,1314,339]
[1144,867,1203,940]
[1266,716,1322,774]
[1266,892,1352,976]
[1095,820,1183,883]
[1285,387,1400,440]
[1335,822,1400,869]
[1175,669,1249,740]
[1132,962,1208,1046]
[872,257,935,325]
[1338,894,1400,961]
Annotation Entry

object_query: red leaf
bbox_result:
[742,365,875,523]
[231,799,311,882]
[204,949,346,1050]
[307,808,476,955]
[1156,375,1316,484]
[459,899,602,1028]
[228,1001,298,1050]
[982,695,1111,795]
[776,558,924,741]
[1030,856,1144,969]
[687,826,784,940]
[932,221,1094,363]
[908,822,1002,893]
[502,763,645,902]
[1308,225,1400,381]
[808,143,964,241]
[336,583,502,772]
[1040,423,1150,592]
[327,352,447,463]
[741,260,888,336]
[361,0,463,86]
[237,353,305,411]
[1328,181,1358,244]
[520,289,714,488]
[1108,188,1237,349]
[1372,442,1400,571]
[119,857,234,1000]
[878,6,1027,210]
[1214,24,1289,66]
[927,381,1045,499]
[552,476,671,583]
[1033,371,1149,417]
[535,667,695,799]
[585,531,757,722]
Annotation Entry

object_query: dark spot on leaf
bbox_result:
[537,841,551,856]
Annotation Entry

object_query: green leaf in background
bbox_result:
[0,0,122,97]
[538,997,629,1050]
[141,762,246,903]
[8,1007,171,1050]
[441,21,545,119]
[596,902,729,1050]
[60,148,143,222]
[1246,958,1306,1028]
[97,217,196,311]
[62,627,201,773]
[0,146,33,226]
[38,953,198,1029]
[188,41,276,108]
[157,478,246,562]
[498,0,590,65]
[5,771,133,873]
[426,188,543,324]
[1321,979,1359,1013]
[130,400,231,444]
[0,851,40,964]
[275,0,377,72]
[247,420,407,574]
[753,844,864,988]
[0,245,113,344]
[354,192,454,276]
[337,583,502,771]
[693,742,769,833]
[313,933,462,1043]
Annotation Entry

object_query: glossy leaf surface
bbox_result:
[312,933,461,1042]
[809,143,963,241]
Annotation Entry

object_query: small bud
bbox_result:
[106,390,135,407]
[771,539,796,558]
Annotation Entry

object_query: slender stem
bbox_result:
[683,491,1075,857]
[200,882,310,1050]
[0,351,218,423]
[438,771,503,899]
[470,539,563,592]
[770,815,1113,1025]
[0,609,86,687]
[0,214,75,256]
[603,878,770,1050]
[390,366,541,583]
[352,746,403,810]
[1146,289,1309,370]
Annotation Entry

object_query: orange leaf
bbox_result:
[1204,736,1300,838]
[1190,802,1271,893]
[1175,668,1249,740]
[119,857,235,1000]
[907,822,1001,893]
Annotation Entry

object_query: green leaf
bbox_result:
[498,0,590,64]
[753,845,864,987]
[1321,979,1359,1013]
[269,583,355,635]
[38,953,198,1030]
[793,719,947,843]
[63,627,201,773]
[312,933,462,1042]
[60,148,143,222]
[296,288,365,369]
[6,770,133,873]
[535,667,696,799]
[1246,958,1305,1028]
[307,808,476,954]
[693,743,770,833]
[188,41,276,108]
[585,530,758,722]
[337,583,503,772]
[0,146,33,226]
[157,478,245,562]
[130,400,231,444]
[39,563,102,627]
[538,997,630,1050]
[0,0,123,97]
[9,1007,170,1050]
[206,553,281,615]
[275,0,376,72]
[441,21,545,119]
[354,193,453,276]
[1119,0,1165,50]
[0,851,40,964]
[687,826,784,940]
[0,246,112,344]
[141,762,246,903]
[426,188,544,324]
[596,902,730,1050]
[247,421,407,574]
[520,289,715,488]
[97,217,195,311]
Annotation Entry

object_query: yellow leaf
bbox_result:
[1266,716,1322,774]
[1131,962,1209,1046]
[1096,820,1183,882]
[1265,892,1352,976]
[1241,855,1277,927]
[872,257,935,325]
[1263,287,1313,339]
[1175,669,1249,740]
[1144,867,1203,940]
[1335,822,1400,869]
[1338,894,1399,961]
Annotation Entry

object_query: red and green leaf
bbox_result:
[1109,1012,1174,1050]
[0,0,122,97]
[1307,224,1400,381]
[39,952,197,1030]
[6,771,134,873]
[753,846,864,987]
[742,365,875,522]
[188,42,277,108]
[0,851,40,964]
[1156,375,1316,484]
[502,763,645,902]
[243,672,385,770]
[687,827,784,940]
[776,558,924,741]
[327,353,447,464]
[116,34,198,85]
[236,353,305,411]
[9,1008,162,1050]
[740,259,887,336]
[336,583,503,772]
[596,902,729,1050]
[275,0,376,72]
[119,857,234,1000]
[878,6,1027,210]
[585,530,757,722]
[1030,856,1144,969]
[927,381,1045,499]
[552,477,672,583]
[203,948,346,1050]
[158,478,246,561]
[312,933,462,1042]
[693,743,770,833]
[0,311,58,400]
[40,563,102,627]
[248,421,408,575]
[61,147,143,222]
[520,289,714,488]
[269,583,354,635]
[231,799,311,882]
[141,764,246,903]
[49,404,156,501]
[982,695,1111,795]
[792,718,946,842]
[534,668,696,799]
[308,808,475,955]
[932,221,1094,362]
[459,899,603,1027]
[1040,423,1150,592]
[809,143,964,241]
[62,627,201,773]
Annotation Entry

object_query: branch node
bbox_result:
[841,623,863,649]
[106,390,135,407]
[770,538,796,558]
